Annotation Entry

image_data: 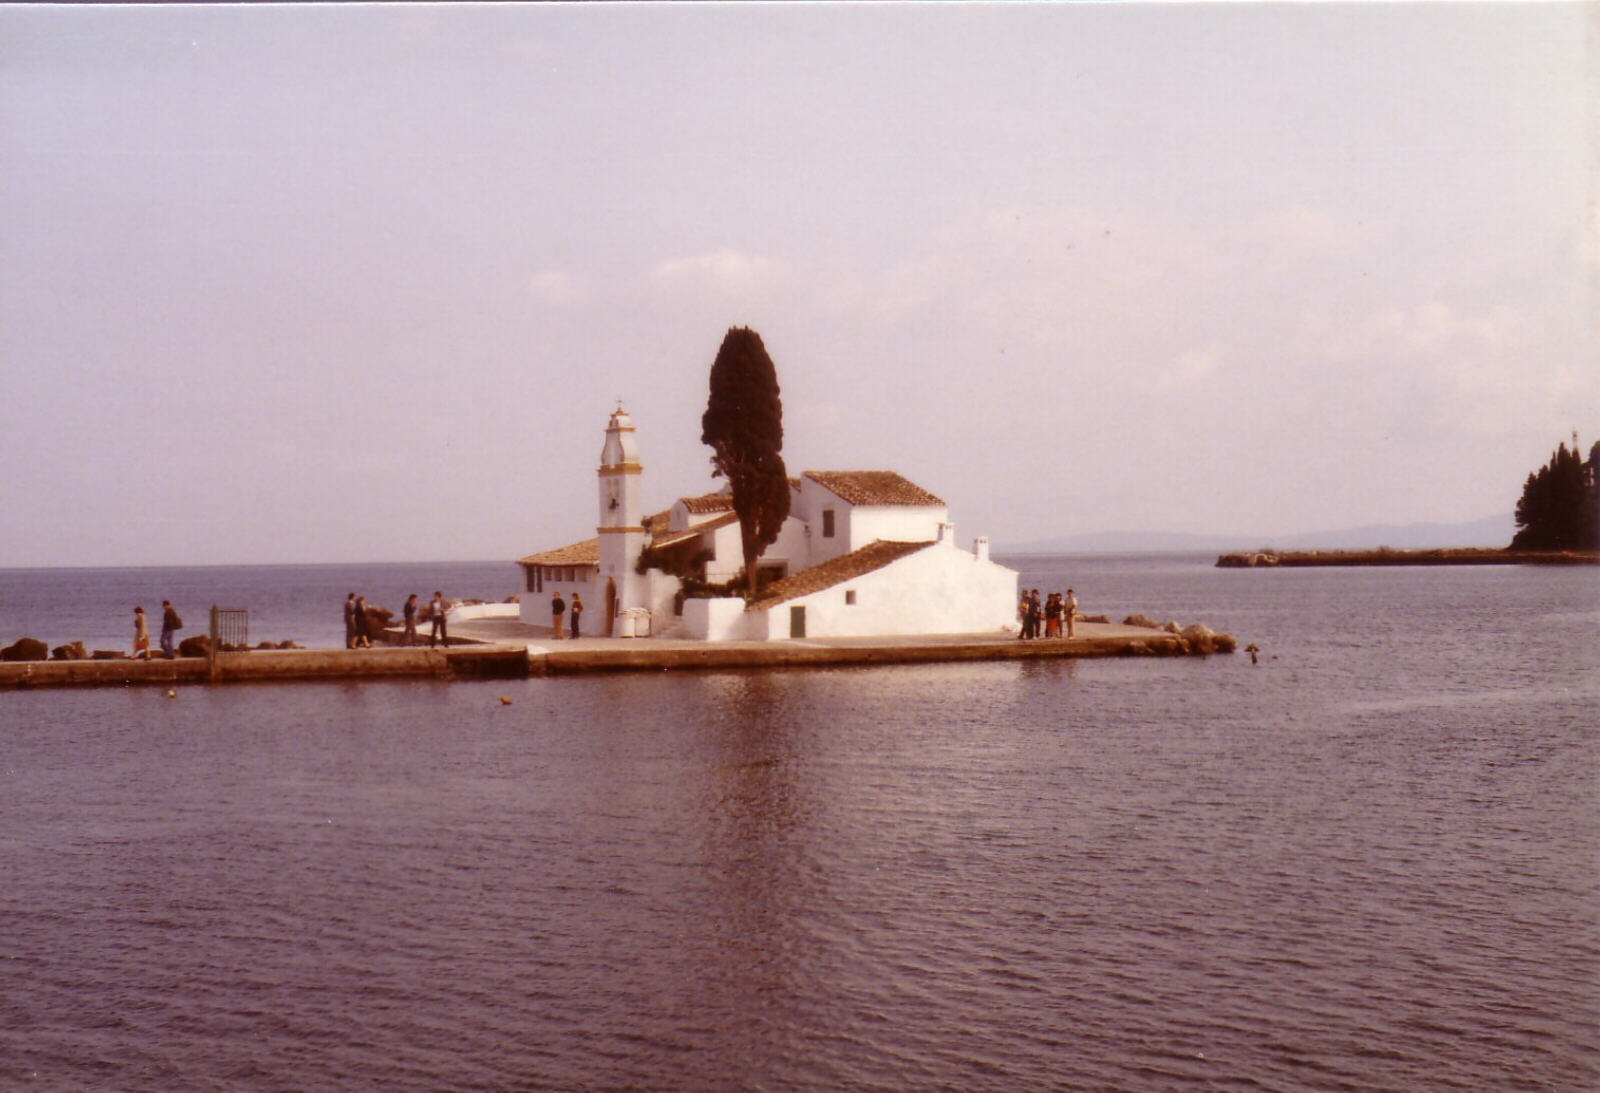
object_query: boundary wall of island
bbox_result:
[0,632,1203,689]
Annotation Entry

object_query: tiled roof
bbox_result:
[518,538,599,567]
[804,470,945,507]
[651,510,738,550]
[747,540,934,610]
[679,491,734,514]
[644,509,672,534]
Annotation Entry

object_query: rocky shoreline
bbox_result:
[1216,548,1600,568]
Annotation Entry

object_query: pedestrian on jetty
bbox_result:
[160,600,181,657]
[344,593,358,649]
[353,596,372,648]
[1044,592,1061,638]
[1029,589,1043,640]
[132,606,151,660]
[1018,592,1033,639]
[570,593,583,639]
[550,590,565,640]
[402,594,419,646]
[1065,588,1078,638]
[429,591,448,648]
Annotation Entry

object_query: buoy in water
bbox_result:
[167,689,177,698]
[500,695,512,706]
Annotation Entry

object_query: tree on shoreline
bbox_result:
[1510,436,1599,551]
[701,327,792,597]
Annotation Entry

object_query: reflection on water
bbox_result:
[1,561,1596,1089]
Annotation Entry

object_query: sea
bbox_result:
[1,555,1596,1090]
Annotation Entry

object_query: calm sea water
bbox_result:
[2,556,1596,1090]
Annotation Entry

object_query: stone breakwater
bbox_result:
[0,620,1236,690]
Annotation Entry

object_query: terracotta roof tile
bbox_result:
[651,510,739,550]
[747,540,934,610]
[804,470,945,507]
[518,538,599,567]
[679,491,734,514]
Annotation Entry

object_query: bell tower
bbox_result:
[597,403,646,617]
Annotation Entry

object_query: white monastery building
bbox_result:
[518,406,1019,641]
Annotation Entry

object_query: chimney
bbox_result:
[937,521,955,546]
[974,536,990,562]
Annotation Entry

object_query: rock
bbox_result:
[50,641,89,661]
[1122,613,1162,630]
[1163,621,1183,635]
[2,638,49,662]
[178,635,211,658]
[1081,614,1109,624]
[92,650,127,660]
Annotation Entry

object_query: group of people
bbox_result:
[547,590,584,639]
[131,601,182,659]
[1018,587,1078,640]
[347,591,449,648]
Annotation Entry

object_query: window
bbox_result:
[845,589,857,605]
[822,509,835,538]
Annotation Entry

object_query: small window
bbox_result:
[845,589,857,606]
[822,509,835,538]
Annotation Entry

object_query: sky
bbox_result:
[1,2,1594,567]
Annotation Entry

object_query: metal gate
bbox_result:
[210,606,248,650]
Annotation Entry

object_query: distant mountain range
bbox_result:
[1003,512,1517,554]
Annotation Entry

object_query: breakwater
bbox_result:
[0,626,1231,690]
[1216,548,1600,568]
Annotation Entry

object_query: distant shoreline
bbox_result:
[1216,548,1600,568]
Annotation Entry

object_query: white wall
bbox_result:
[681,595,757,641]
[753,540,1018,639]
[518,567,601,630]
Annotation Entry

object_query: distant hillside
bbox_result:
[1006,513,1516,554]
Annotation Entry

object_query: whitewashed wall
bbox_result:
[681,596,757,641]
[749,540,1017,639]
[518,568,601,630]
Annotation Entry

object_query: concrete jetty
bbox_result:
[0,619,1228,690]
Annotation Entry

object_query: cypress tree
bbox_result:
[1511,438,1600,550]
[701,327,792,597]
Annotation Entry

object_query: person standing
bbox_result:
[550,590,565,640]
[570,593,583,639]
[353,595,372,648]
[160,600,181,657]
[1044,593,1062,639]
[402,594,419,646]
[429,591,448,648]
[1018,592,1032,639]
[1065,588,1079,639]
[1029,589,1043,641]
[132,606,151,660]
[344,593,358,649]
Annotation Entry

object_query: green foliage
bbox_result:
[1511,438,1599,550]
[700,327,792,596]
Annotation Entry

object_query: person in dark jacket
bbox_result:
[160,600,181,657]
[344,593,358,649]
[402,594,419,646]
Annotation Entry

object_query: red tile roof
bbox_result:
[518,538,599,567]
[747,540,934,610]
[804,471,945,507]
[679,491,734,514]
[650,511,739,550]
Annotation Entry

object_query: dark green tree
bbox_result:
[1510,437,1599,550]
[701,327,792,597]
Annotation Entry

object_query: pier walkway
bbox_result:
[1,620,1219,690]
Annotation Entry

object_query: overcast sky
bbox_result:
[2,2,1593,567]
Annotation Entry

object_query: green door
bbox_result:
[789,605,806,638]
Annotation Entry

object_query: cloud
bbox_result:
[651,249,790,294]
[529,271,588,307]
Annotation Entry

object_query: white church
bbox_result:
[517,406,1019,641]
